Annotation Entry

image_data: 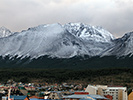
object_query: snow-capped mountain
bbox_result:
[0,23,115,59]
[102,31,133,57]
[0,26,13,38]
[64,23,114,42]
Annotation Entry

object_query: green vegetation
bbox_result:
[0,68,133,88]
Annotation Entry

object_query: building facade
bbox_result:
[85,85,128,100]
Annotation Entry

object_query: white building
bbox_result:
[85,85,128,100]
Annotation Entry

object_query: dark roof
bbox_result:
[30,98,46,100]
[10,95,27,100]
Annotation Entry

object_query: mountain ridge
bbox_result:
[0,23,132,60]
[0,26,13,38]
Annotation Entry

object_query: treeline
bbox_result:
[0,68,133,88]
[0,55,133,68]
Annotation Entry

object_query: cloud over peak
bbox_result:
[0,0,133,37]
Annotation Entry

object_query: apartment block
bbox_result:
[85,85,128,100]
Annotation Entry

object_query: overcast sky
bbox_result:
[0,0,133,37]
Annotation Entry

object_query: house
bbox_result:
[24,97,29,100]
[3,95,27,100]
[128,91,133,100]
[29,96,38,99]
[25,87,36,91]
[28,96,46,100]
[74,92,89,95]
[47,91,63,100]
[29,98,44,100]
[18,87,28,96]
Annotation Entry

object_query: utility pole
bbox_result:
[8,87,11,100]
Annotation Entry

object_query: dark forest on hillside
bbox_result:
[0,68,133,88]
[0,55,133,88]
[0,55,133,68]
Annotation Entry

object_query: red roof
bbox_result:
[104,95,113,100]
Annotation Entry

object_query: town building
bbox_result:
[85,85,128,100]
[128,91,133,100]
[104,95,113,100]
[47,91,63,99]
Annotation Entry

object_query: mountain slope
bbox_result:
[0,23,114,59]
[102,31,133,57]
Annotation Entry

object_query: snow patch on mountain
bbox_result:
[102,31,133,57]
[0,26,13,38]
[64,23,114,42]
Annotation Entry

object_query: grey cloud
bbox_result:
[89,7,133,37]
[0,0,133,38]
